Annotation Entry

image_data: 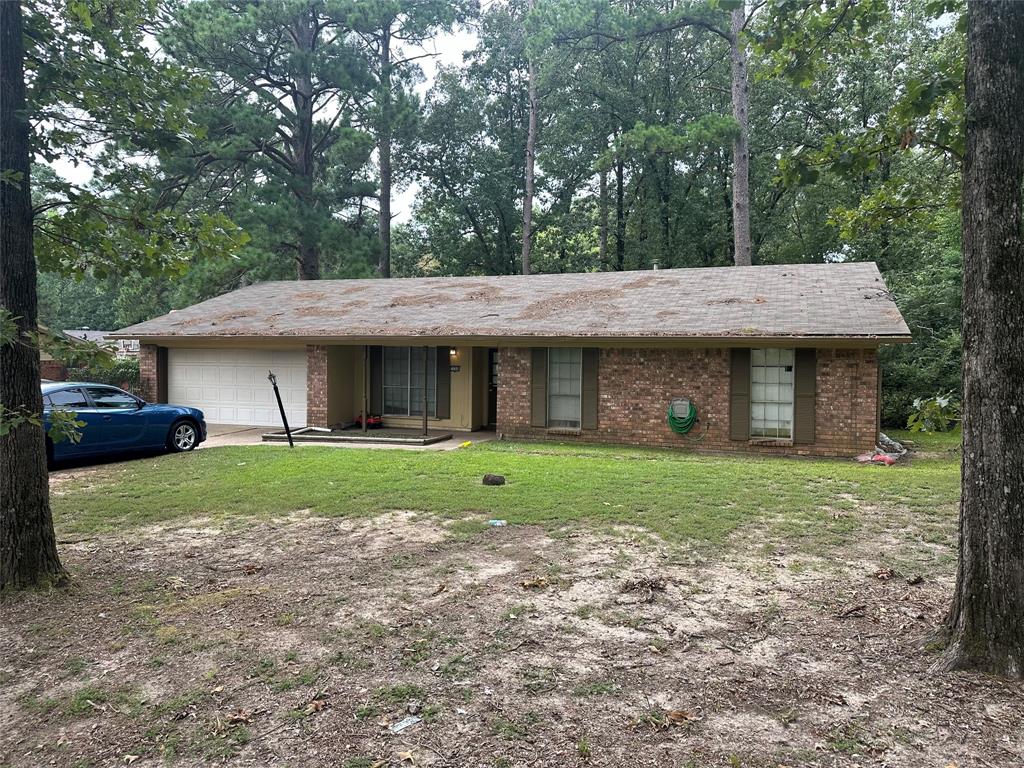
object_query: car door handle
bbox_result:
[102,415,112,421]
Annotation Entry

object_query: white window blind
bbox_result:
[547,348,582,428]
[751,348,795,439]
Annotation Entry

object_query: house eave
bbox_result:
[108,332,912,348]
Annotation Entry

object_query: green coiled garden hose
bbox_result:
[667,399,708,441]
[668,400,697,433]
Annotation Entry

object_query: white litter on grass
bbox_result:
[388,715,422,734]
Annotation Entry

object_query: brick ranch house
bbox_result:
[113,263,910,457]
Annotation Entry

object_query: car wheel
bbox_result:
[45,438,55,470]
[168,420,199,452]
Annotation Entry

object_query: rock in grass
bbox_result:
[482,474,506,486]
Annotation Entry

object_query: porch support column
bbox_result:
[305,345,328,428]
[362,345,368,434]
[422,345,429,436]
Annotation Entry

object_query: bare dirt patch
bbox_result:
[1,511,1020,767]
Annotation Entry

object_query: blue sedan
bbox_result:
[42,381,206,464]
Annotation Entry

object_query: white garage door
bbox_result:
[168,348,307,427]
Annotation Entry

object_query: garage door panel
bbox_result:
[168,348,307,427]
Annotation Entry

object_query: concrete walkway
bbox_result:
[201,424,497,451]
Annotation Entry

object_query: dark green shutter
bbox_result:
[435,347,451,419]
[793,348,817,444]
[581,348,599,429]
[530,348,547,427]
[729,348,751,441]
[369,345,383,415]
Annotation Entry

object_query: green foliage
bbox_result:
[0,405,84,446]
[28,0,967,427]
[67,358,140,393]
[36,272,119,330]
[155,0,399,279]
[25,1,248,279]
[755,0,892,86]
[908,393,961,433]
[0,309,17,347]
[617,116,739,157]
[874,205,962,426]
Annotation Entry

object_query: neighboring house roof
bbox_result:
[112,262,911,343]
[63,329,112,343]
[63,330,140,353]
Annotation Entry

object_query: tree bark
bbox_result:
[598,160,609,269]
[729,3,752,266]
[377,27,393,279]
[521,0,537,276]
[940,0,1024,679]
[291,10,320,281]
[614,149,625,271]
[0,1,67,590]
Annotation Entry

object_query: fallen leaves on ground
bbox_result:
[635,708,700,730]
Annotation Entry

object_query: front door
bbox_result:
[486,348,498,428]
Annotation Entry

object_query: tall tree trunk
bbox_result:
[292,11,320,281]
[659,157,671,269]
[614,150,625,271]
[598,160,609,269]
[729,3,752,266]
[521,0,537,276]
[377,27,392,279]
[296,225,319,282]
[940,0,1024,679]
[0,1,66,590]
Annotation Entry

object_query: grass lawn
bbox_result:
[888,426,962,452]
[8,435,1011,768]
[52,438,960,562]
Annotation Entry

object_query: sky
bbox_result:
[394,27,478,222]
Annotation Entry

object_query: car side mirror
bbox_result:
[136,399,146,409]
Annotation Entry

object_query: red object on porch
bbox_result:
[354,413,383,429]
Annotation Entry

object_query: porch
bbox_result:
[264,426,454,446]
[306,344,499,436]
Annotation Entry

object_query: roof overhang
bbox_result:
[110,333,912,347]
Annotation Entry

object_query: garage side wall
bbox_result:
[496,346,879,457]
[307,345,328,428]
[139,344,161,403]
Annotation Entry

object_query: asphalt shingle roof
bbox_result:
[113,262,910,342]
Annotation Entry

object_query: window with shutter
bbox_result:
[729,348,751,440]
[547,348,582,428]
[530,348,547,427]
[792,348,817,444]
[382,347,437,416]
[750,348,795,439]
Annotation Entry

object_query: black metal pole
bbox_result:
[268,370,293,447]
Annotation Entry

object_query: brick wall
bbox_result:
[138,344,159,403]
[497,346,879,457]
[306,345,328,428]
[39,359,67,381]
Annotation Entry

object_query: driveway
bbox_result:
[200,424,269,448]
